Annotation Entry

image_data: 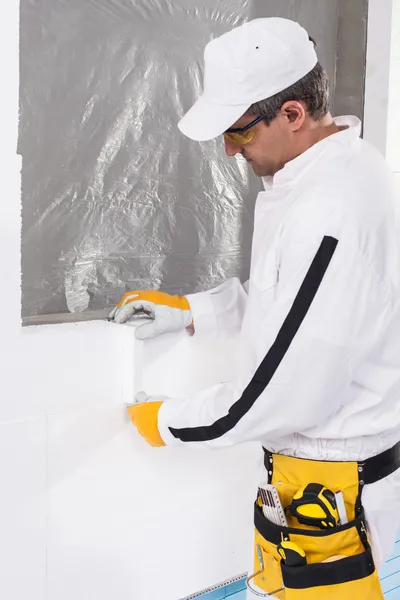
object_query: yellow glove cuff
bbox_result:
[118,290,190,312]
[127,401,166,447]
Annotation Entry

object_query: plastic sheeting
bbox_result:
[20,0,259,317]
[20,0,367,319]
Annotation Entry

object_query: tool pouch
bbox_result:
[249,451,384,599]
[253,504,383,599]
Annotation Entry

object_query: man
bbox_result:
[109,18,400,597]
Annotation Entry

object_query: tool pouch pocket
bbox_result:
[252,503,384,599]
[281,548,382,599]
[251,529,285,598]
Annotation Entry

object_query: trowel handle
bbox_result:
[126,390,149,407]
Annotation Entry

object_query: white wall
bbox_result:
[363,0,400,203]
[44,327,259,600]
[0,4,260,598]
[364,0,400,179]
[387,0,400,188]
[363,0,394,156]
[9,322,259,600]
[0,322,130,599]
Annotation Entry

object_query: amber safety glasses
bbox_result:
[223,115,264,145]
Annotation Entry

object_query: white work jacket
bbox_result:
[158,116,400,561]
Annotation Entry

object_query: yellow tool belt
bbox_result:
[247,447,393,599]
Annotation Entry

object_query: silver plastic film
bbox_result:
[20,0,367,319]
[20,0,258,317]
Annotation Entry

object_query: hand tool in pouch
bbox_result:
[277,541,307,567]
[334,490,348,524]
[246,544,285,598]
[290,483,340,529]
[258,483,288,526]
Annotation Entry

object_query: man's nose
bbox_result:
[224,136,242,157]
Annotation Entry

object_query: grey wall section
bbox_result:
[334,0,368,120]
[20,0,368,320]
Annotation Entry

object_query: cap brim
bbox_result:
[178,96,250,141]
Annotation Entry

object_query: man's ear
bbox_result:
[280,101,306,131]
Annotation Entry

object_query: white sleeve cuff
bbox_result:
[186,290,219,337]
[158,399,187,447]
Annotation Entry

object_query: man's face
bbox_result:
[223,111,294,178]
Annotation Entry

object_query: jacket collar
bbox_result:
[261,115,362,192]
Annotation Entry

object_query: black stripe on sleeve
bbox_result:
[169,236,338,443]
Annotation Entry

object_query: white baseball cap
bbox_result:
[178,18,318,141]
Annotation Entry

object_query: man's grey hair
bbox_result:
[246,62,330,126]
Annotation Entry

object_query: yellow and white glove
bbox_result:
[127,392,167,447]
[108,290,193,339]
